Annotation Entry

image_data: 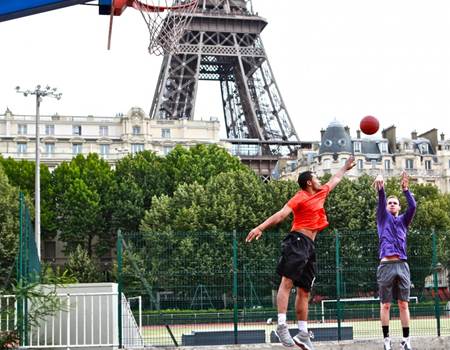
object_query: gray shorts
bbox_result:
[377,260,411,304]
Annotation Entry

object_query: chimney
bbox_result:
[419,129,438,154]
[356,130,361,139]
[320,128,325,141]
[441,133,445,141]
[411,131,418,140]
[382,125,397,153]
[344,126,350,136]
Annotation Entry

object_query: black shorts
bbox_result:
[276,232,316,292]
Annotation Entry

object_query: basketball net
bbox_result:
[131,0,199,55]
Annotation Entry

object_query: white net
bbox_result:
[131,0,199,55]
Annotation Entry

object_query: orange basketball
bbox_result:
[360,115,379,135]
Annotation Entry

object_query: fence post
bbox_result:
[117,230,123,348]
[232,230,239,344]
[432,229,441,336]
[335,230,342,340]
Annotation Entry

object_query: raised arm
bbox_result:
[246,204,292,242]
[373,174,387,220]
[401,171,416,226]
[326,156,356,191]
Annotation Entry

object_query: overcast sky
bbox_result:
[1,0,450,141]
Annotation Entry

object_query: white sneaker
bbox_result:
[383,337,392,350]
[400,337,412,350]
[293,330,315,350]
[275,323,295,347]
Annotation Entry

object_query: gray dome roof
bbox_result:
[319,120,353,155]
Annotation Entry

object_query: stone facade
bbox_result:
[279,121,450,193]
[0,107,225,170]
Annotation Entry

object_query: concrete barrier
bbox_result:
[154,335,450,350]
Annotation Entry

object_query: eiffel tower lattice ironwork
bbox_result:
[150,0,306,176]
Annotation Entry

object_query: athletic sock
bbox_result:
[277,313,287,325]
[298,320,308,332]
[382,325,389,338]
[402,327,410,338]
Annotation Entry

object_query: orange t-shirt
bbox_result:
[287,184,331,232]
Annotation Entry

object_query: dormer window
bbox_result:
[420,143,429,154]
[379,142,388,153]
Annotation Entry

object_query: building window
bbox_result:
[425,160,432,170]
[448,160,450,169]
[353,142,361,153]
[44,241,56,260]
[162,128,171,138]
[17,142,27,154]
[131,143,144,154]
[446,144,450,150]
[384,159,391,170]
[17,124,27,135]
[420,143,429,154]
[100,144,110,156]
[45,124,55,135]
[405,159,414,169]
[323,159,330,170]
[72,143,82,155]
[357,159,363,170]
[99,126,109,136]
[379,142,388,153]
[73,125,82,136]
[371,160,377,169]
[163,146,173,156]
[45,143,55,155]
[132,126,141,135]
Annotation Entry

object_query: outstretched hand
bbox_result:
[344,156,356,171]
[246,227,263,243]
[401,171,409,191]
[373,174,384,191]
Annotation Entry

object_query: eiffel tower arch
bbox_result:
[150,0,311,178]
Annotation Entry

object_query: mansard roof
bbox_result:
[319,120,353,155]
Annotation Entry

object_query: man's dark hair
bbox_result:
[298,171,314,190]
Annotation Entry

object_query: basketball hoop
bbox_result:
[110,0,199,55]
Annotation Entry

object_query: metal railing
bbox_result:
[1,289,144,349]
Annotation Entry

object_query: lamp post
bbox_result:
[15,85,62,261]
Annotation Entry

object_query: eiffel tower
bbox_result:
[150,0,311,178]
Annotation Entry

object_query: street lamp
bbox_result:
[15,85,62,261]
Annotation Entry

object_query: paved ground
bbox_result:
[142,336,450,350]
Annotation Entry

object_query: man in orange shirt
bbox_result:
[246,156,355,349]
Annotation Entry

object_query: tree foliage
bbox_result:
[0,164,20,287]
[65,245,102,283]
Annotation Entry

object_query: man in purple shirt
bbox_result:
[373,172,416,350]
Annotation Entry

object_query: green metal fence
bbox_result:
[16,192,41,346]
[118,229,450,347]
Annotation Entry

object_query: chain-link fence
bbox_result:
[117,229,450,347]
[16,192,41,346]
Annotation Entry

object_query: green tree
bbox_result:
[163,144,251,193]
[0,156,55,239]
[139,170,295,303]
[65,245,101,283]
[112,151,166,232]
[50,154,115,257]
[0,164,20,287]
